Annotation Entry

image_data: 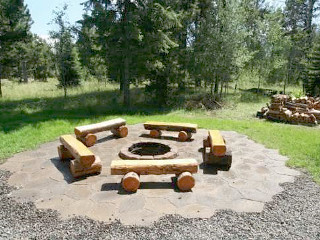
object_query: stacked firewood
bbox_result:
[258,94,320,125]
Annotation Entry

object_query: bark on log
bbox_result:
[111,159,198,175]
[60,135,95,168]
[57,145,74,160]
[121,172,140,192]
[70,156,102,178]
[177,172,195,191]
[208,130,226,156]
[144,121,197,133]
[74,118,126,137]
[111,126,128,138]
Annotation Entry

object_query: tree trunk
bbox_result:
[22,61,28,83]
[64,85,67,98]
[257,75,261,91]
[0,64,2,97]
[123,56,130,106]
[214,76,219,95]
[122,0,130,106]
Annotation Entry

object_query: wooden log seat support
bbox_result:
[74,118,128,146]
[59,135,102,177]
[143,121,197,142]
[203,146,232,169]
[111,159,198,192]
[203,130,232,169]
[70,156,102,178]
[206,130,227,157]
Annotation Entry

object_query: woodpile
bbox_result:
[257,94,320,125]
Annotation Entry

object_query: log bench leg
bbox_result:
[150,129,162,138]
[77,133,97,147]
[121,172,140,192]
[58,145,74,160]
[178,131,192,142]
[177,172,195,191]
[111,126,128,138]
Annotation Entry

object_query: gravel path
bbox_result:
[0,169,320,239]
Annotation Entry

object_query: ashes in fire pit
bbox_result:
[119,142,178,160]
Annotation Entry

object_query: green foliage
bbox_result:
[50,5,81,97]
[306,36,320,95]
[0,0,32,96]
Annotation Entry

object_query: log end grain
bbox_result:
[177,172,195,191]
[178,131,189,142]
[150,129,161,138]
[121,172,140,192]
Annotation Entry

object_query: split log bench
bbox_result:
[111,159,198,192]
[74,118,128,147]
[203,130,232,169]
[58,135,102,178]
[143,121,198,142]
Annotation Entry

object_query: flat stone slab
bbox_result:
[1,124,300,226]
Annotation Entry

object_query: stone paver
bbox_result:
[0,124,300,226]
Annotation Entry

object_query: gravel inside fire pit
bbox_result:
[0,169,320,239]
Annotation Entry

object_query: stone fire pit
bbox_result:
[119,141,178,160]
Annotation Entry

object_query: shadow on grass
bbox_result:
[0,88,173,133]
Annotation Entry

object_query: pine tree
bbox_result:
[50,5,80,98]
[306,37,320,95]
[0,0,32,97]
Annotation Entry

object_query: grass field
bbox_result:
[1,78,320,183]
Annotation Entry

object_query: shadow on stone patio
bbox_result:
[50,157,100,184]
[139,134,194,142]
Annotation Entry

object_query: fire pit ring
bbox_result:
[119,141,178,160]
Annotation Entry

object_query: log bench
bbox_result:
[203,130,232,168]
[111,159,198,192]
[58,135,102,178]
[143,121,198,141]
[74,118,128,147]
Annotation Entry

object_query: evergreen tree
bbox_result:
[0,0,32,97]
[50,5,80,98]
[306,37,320,95]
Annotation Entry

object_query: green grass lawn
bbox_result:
[1,79,320,183]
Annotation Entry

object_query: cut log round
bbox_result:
[178,131,189,142]
[111,126,128,138]
[150,129,161,138]
[122,172,140,192]
[177,172,195,191]
[85,134,97,146]
[57,145,73,160]
[77,134,97,147]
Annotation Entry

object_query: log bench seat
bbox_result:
[58,135,102,178]
[74,118,128,147]
[203,130,232,168]
[111,159,198,192]
[143,121,198,141]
